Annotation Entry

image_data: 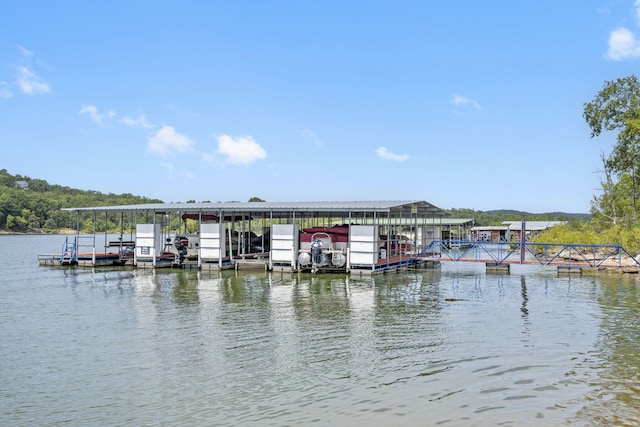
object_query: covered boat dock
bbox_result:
[43,200,450,275]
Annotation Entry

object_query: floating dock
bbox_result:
[40,200,452,275]
[485,262,510,274]
[557,266,583,275]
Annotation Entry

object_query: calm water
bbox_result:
[2,235,640,426]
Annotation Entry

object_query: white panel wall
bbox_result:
[349,225,378,266]
[270,224,298,266]
[200,223,225,261]
[135,223,162,260]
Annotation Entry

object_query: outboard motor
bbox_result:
[310,238,323,265]
[174,236,189,263]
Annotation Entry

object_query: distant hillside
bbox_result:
[446,208,590,226]
[486,209,590,218]
[0,169,162,232]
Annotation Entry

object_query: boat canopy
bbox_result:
[63,200,450,220]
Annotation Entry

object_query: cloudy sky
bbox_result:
[2,1,640,213]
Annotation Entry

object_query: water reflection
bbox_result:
[520,276,530,337]
[11,237,640,425]
[219,271,272,305]
[196,271,223,306]
[573,276,640,426]
[171,270,200,305]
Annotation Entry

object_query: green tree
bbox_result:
[6,214,28,231]
[584,75,640,222]
[0,169,162,233]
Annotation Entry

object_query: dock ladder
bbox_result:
[60,236,78,265]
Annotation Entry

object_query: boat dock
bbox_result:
[39,201,640,275]
[40,200,451,275]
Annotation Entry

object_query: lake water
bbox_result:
[2,234,640,426]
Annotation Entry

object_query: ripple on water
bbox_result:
[3,239,640,425]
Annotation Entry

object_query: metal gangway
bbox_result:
[419,240,640,269]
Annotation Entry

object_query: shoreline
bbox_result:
[0,228,77,235]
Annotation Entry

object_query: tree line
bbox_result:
[446,208,588,226]
[0,167,587,234]
[0,169,162,232]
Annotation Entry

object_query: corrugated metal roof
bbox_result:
[501,221,567,231]
[358,217,473,226]
[63,200,450,218]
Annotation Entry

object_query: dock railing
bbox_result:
[59,236,78,265]
[418,240,640,269]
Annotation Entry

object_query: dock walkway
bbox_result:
[419,240,640,273]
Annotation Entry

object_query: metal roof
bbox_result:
[417,218,473,226]
[474,221,567,232]
[501,221,567,231]
[63,200,450,218]
[357,217,473,226]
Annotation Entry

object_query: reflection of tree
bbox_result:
[373,270,443,305]
[213,272,278,379]
[372,272,444,362]
[218,271,272,305]
[171,270,200,305]
[291,274,351,321]
[575,276,640,425]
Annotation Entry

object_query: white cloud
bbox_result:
[3,45,50,97]
[606,27,640,60]
[78,105,107,126]
[452,94,482,111]
[80,106,153,128]
[148,125,194,155]
[121,113,154,129]
[17,66,50,95]
[299,128,324,146]
[605,2,640,61]
[216,135,266,165]
[376,146,409,162]
[17,45,32,57]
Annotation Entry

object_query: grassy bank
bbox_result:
[532,221,640,255]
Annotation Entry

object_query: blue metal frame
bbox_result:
[59,236,78,265]
[418,240,640,268]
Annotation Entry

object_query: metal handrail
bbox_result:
[417,240,640,268]
[59,236,78,264]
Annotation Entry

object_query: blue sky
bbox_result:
[3,1,640,213]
